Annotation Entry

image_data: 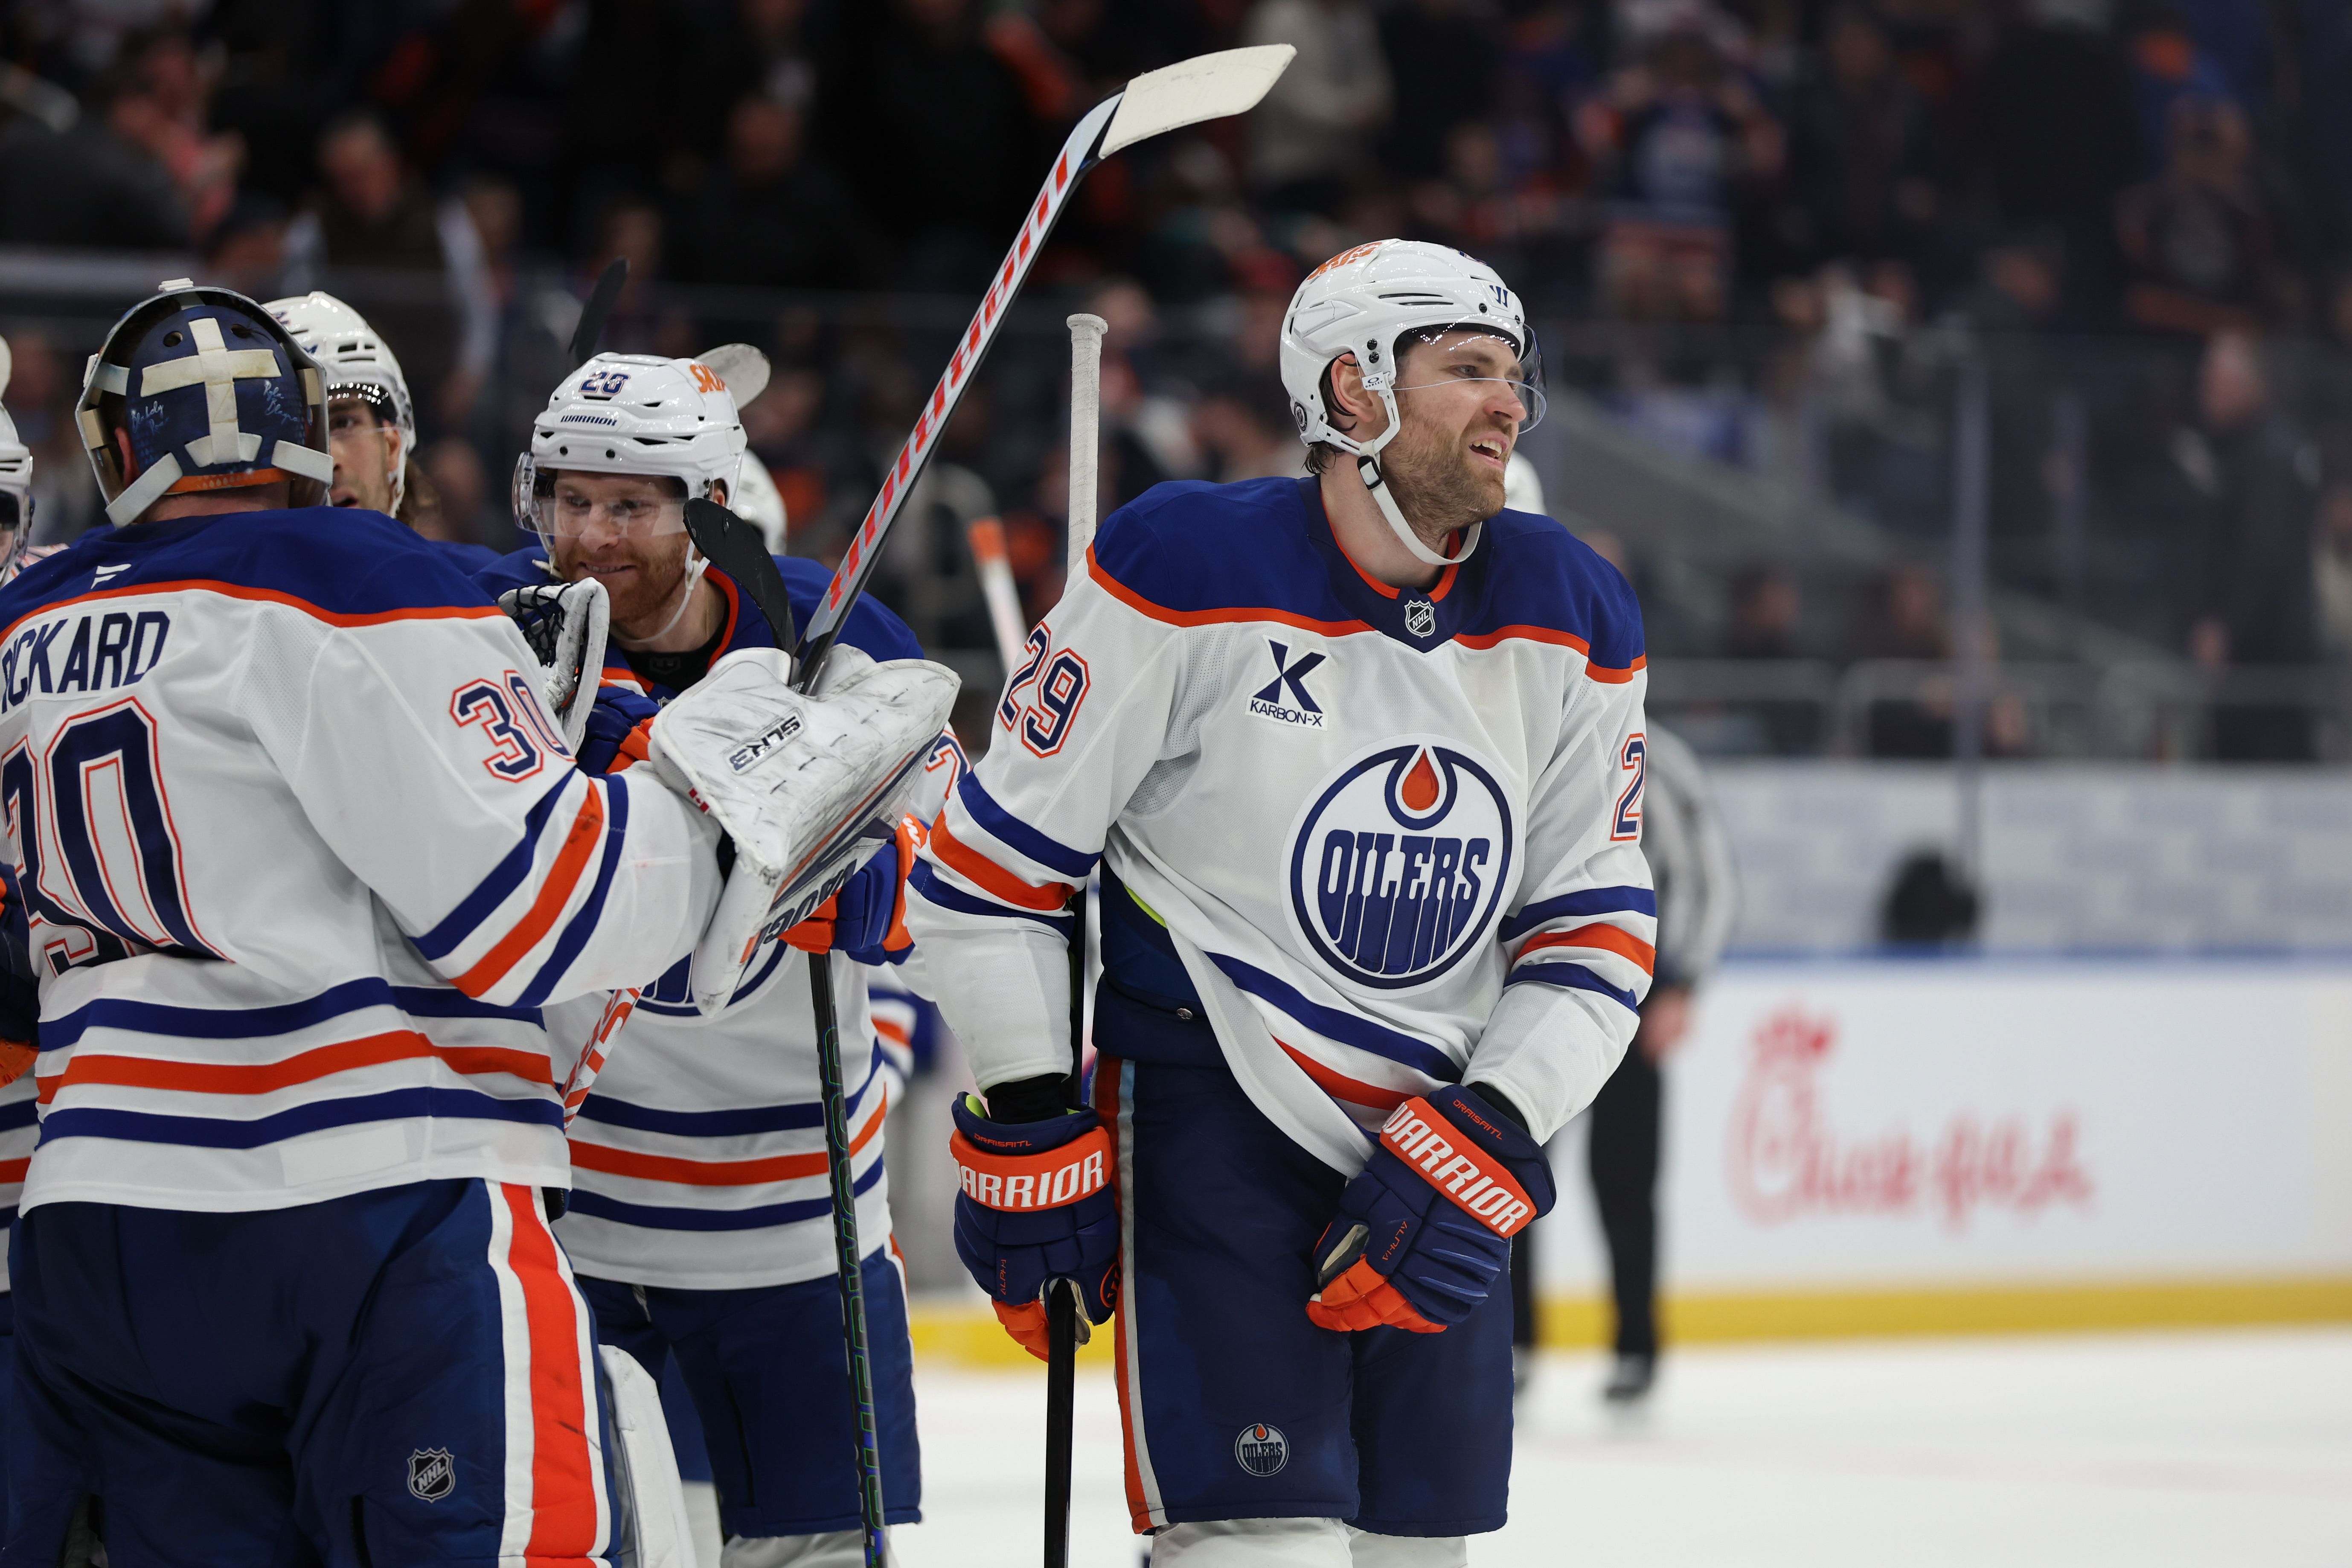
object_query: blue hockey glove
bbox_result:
[949,1095,1119,1360]
[1307,1085,1555,1334]
[783,817,924,965]
[574,682,660,774]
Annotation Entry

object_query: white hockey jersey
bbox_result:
[907,476,1654,1170]
[519,551,963,1289]
[0,507,722,1216]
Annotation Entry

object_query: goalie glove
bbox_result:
[645,645,958,1013]
[497,579,611,753]
[1306,1085,1555,1334]
[949,1095,1119,1360]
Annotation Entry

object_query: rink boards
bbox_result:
[1527,954,2352,1343]
[906,954,2352,1361]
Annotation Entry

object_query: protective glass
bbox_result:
[1389,329,1547,433]
[532,478,687,541]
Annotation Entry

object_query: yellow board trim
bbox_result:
[910,1276,2352,1369]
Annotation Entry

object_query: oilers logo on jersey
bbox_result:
[1289,738,1513,991]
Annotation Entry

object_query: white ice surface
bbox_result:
[882,1329,2352,1568]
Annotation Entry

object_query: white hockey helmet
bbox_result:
[515,352,747,550]
[265,291,416,511]
[0,337,33,582]
[1279,240,1545,564]
[729,453,788,553]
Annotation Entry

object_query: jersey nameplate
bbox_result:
[1,608,172,714]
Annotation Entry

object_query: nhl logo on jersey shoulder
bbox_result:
[407,1448,456,1502]
[1403,599,1436,638]
[1288,737,1515,991]
[1234,1422,1289,1477]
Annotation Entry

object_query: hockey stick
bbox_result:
[756,50,1294,1568]
[568,257,628,369]
[1042,310,1107,1568]
[964,517,1030,676]
[791,44,1294,684]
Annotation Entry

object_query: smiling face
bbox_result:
[543,470,696,637]
[326,397,401,513]
[1378,329,1529,535]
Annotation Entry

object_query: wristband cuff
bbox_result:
[1378,1096,1538,1237]
[951,1124,1111,1212]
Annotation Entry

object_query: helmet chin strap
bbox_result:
[1354,451,1482,570]
[638,550,712,645]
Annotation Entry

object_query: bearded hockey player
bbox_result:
[483,351,960,1566]
[0,282,953,1565]
[909,241,1654,1565]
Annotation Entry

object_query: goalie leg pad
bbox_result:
[599,1343,697,1568]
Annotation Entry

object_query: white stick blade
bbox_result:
[1100,44,1296,158]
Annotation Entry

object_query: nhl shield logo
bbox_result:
[407,1448,456,1503]
[1404,598,1436,638]
[1234,1423,1289,1477]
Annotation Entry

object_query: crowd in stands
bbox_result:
[3,0,2352,758]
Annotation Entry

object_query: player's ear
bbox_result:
[112,427,140,481]
[710,479,729,509]
[1327,352,1368,435]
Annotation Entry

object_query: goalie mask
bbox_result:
[264,291,416,513]
[1279,241,1545,567]
[0,337,33,583]
[78,279,332,527]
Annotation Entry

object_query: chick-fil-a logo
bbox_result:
[1727,1005,2093,1231]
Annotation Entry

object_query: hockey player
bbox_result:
[0,282,953,1564]
[264,293,423,521]
[910,241,1654,1564]
[0,343,38,1545]
[483,350,960,1566]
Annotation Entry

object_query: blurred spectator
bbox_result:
[1577,9,1782,320]
[2186,332,2323,762]
[2123,4,2238,172]
[1721,562,1817,753]
[1969,0,2138,282]
[109,26,243,244]
[1191,372,1301,483]
[1852,564,1952,757]
[669,95,882,293]
[285,111,496,433]
[0,52,191,249]
[691,0,820,161]
[2314,479,2352,660]
[1244,0,1393,215]
[2116,97,2270,337]
[1778,3,1942,273]
[1723,562,1801,659]
[1378,0,1497,182]
[418,437,498,549]
[821,0,1043,289]
[2,332,100,545]
[202,194,290,297]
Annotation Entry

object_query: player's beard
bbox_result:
[1379,413,1508,550]
[558,533,693,640]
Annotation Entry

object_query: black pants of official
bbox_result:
[1510,1042,1662,1358]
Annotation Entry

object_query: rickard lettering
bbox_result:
[1379,1100,1535,1237]
[1,610,171,713]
